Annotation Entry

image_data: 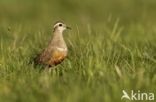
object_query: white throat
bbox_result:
[57,27,65,33]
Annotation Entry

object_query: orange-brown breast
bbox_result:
[47,50,67,66]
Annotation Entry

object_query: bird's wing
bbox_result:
[35,46,67,66]
[35,47,55,64]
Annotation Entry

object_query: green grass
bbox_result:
[0,0,156,102]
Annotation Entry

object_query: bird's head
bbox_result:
[53,21,71,33]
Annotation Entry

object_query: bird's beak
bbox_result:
[66,26,71,30]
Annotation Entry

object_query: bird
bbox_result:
[34,21,71,68]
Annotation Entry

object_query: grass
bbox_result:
[0,0,156,102]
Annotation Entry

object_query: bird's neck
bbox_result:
[49,30,66,48]
[53,30,64,40]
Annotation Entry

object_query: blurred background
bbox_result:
[1,0,156,41]
[0,0,156,44]
[0,0,156,25]
[0,0,156,102]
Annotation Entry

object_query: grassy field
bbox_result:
[0,0,156,102]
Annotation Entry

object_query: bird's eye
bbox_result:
[59,24,62,26]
